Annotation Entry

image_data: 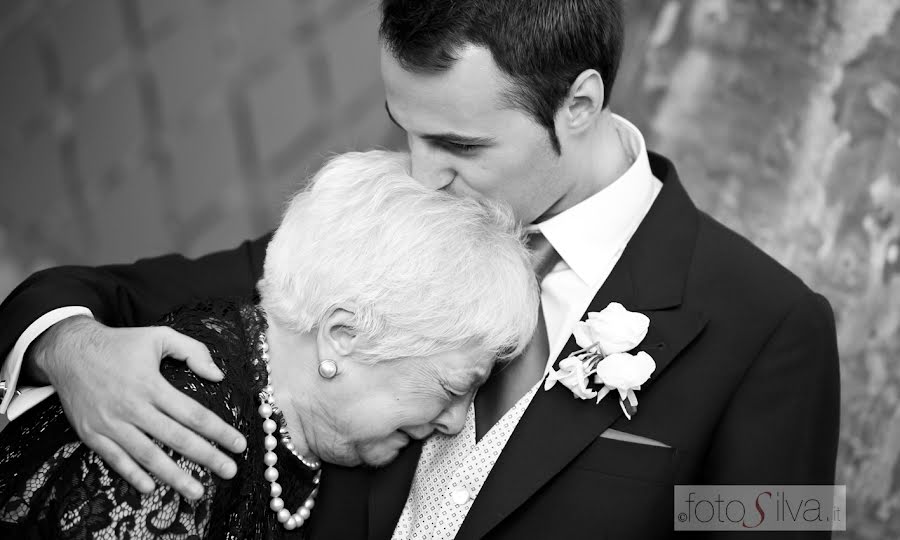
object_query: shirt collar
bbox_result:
[533,114,658,286]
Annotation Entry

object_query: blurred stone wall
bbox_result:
[616,1,900,538]
[1,0,898,537]
[0,0,401,298]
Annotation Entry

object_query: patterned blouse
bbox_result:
[0,300,319,539]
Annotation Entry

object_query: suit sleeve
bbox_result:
[702,291,841,536]
[0,233,273,364]
[703,290,840,484]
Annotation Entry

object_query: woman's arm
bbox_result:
[0,432,221,538]
[0,234,270,499]
[57,444,220,538]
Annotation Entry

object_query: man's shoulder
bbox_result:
[687,210,824,318]
[646,152,818,310]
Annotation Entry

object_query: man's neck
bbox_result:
[576,112,633,196]
[543,113,633,221]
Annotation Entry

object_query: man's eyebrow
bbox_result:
[384,101,495,146]
[423,133,495,146]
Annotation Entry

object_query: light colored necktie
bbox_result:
[474,231,559,442]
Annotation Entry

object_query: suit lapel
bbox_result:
[306,462,372,539]
[455,153,709,540]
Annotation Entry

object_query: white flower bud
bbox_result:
[572,302,649,354]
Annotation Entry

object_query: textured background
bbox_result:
[0,1,898,537]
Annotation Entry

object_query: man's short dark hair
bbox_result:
[379,0,624,154]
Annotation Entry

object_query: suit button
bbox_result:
[451,487,470,505]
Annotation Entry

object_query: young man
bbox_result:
[0,1,838,538]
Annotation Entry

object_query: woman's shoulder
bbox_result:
[159,297,265,363]
[159,297,259,344]
[156,298,265,426]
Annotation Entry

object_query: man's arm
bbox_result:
[1,306,92,418]
[0,235,272,361]
[0,234,271,499]
[702,290,841,536]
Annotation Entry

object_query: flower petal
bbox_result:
[580,303,650,355]
[620,399,637,420]
[543,373,558,391]
[626,388,638,407]
[596,385,612,403]
[572,322,594,349]
[559,356,583,370]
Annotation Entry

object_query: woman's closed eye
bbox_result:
[443,385,465,399]
[442,381,477,402]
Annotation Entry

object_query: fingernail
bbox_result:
[187,483,204,499]
[220,460,237,478]
[211,364,225,380]
[233,436,247,452]
[138,479,155,494]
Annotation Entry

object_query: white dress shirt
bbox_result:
[391,114,662,540]
[0,306,92,418]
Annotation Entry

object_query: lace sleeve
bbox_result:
[1,299,312,539]
[2,436,218,539]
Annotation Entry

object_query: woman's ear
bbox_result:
[317,306,359,359]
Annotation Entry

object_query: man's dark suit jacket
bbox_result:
[0,153,840,539]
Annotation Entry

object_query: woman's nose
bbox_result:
[434,397,470,436]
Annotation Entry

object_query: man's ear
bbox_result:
[558,69,605,134]
[317,307,360,359]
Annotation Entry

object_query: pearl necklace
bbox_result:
[256,331,322,531]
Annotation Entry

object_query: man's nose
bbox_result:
[434,397,470,436]
[410,141,454,190]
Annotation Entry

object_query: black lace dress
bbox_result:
[0,299,319,539]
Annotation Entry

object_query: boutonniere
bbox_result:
[544,303,656,420]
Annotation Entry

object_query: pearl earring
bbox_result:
[317,359,338,379]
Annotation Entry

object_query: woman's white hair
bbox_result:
[258,150,538,363]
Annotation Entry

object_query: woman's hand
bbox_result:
[26,316,247,499]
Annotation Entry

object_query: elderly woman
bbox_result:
[0,151,538,538]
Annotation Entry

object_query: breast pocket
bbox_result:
[569,434,679,485]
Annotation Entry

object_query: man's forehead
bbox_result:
[381,45,512,128]
[384,101,497,148]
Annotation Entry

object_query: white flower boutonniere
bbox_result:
[544,302,656,420]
